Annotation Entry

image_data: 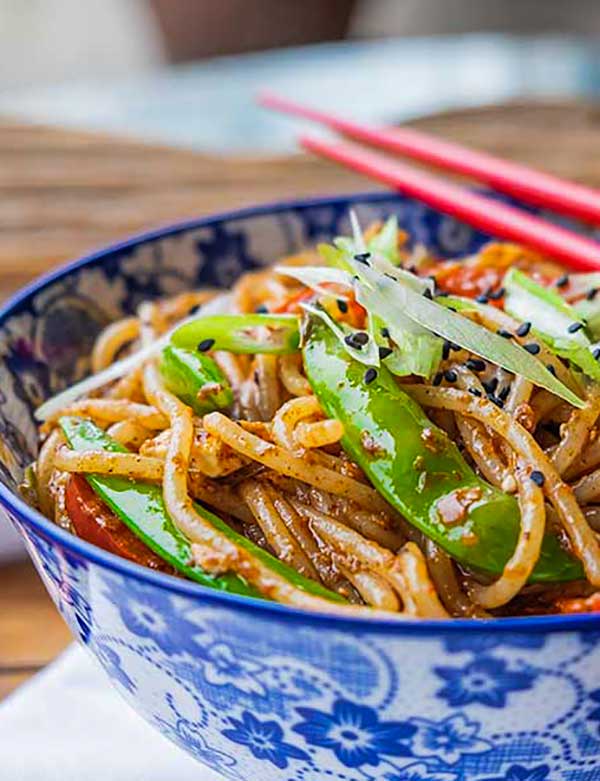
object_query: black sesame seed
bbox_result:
[336,298,348,314]
[587,287,599,301]
[465,358,486,372]
[523,342,541,355]
[354,252,371,265]
[594,347,600,360]
[496,328,512,339]
[530,470,545,487]
[546,363,557,376]
[378,346,393,360]
[444,369,458,383]
[555,274,569,288]
[344,334,361,350]
[447,306,457,313]
[423,288,433,300]
[483,377,499,394]
[468,387,482,397]
[442,340,451,360]
[254,304,269,314]
[489,287,505,300]
[432,372,443,386]
[567,321,585,333]
[475,294,489,304]
[380,327,390,338]
[364,367,378,384]
[405,264,417,273]
[515,321,532,337]
[498,385,510,401]
[197,338,215,352]
[353,331,369,346]
[189,304,202,315]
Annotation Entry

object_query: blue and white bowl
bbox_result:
[1,192,599,781]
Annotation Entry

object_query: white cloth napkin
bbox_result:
[1,645,224,780]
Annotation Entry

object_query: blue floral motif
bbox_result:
[196,225,260,288]
[482,764,550,781]
[410,713,492,765]
[222,710,309,769]
[156,714,242,780]
[435,657,535,708]
[102,578,204,657]
[588,689,600,734]
[202,642,267,697]
[384,762,458,781]
[95,643,135,693]
[293,698,416,768]
[443,635,546,654]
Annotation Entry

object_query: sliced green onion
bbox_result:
[356,281,442,378]
[274,265,351,295]
[367,215,402,265]
[301,302,379,367]
[504,268,600,383]
[353,262,584,408]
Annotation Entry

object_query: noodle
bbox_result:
[107,420,153,449]
[239,480,319,580]
[44,399,167,431]
[551,387,600,476]
[91,317,140,373]
[272,396,322,450]
[279,353,312,396]
[54,448,164,481]
[203,412,390,513]
[36,428,65,517]
[470,458,546,608]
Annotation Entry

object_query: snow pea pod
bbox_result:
[303,320,582,582]
[159,345,233,416]
[59,416,344,602]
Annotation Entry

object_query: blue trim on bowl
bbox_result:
[2,191,599,635]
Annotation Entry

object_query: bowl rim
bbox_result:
[2,190,599,635]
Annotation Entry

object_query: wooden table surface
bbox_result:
[1,99,599,702]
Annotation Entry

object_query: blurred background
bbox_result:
[2,0,600,705]
[0,0,599,152]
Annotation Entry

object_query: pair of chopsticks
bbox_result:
[259,91,600,272]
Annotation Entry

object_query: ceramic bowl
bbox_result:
[1,193,599,781]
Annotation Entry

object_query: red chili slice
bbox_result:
[65,474,171,571]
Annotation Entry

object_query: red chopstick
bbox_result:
[260,91,600,225]
[301,135,600,272]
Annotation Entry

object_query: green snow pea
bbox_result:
[159,345,233,416]
[303,319,583,583]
